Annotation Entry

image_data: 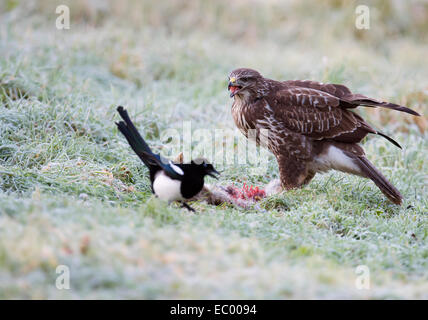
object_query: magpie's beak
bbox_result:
[207,169,220,179]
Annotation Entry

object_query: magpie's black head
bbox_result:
[190,158,219,179]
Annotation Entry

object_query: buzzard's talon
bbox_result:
[265,179,283,196]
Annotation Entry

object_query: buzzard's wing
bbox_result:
[283,80,420,116]
[265,86,376,144]
[283,80,352,98]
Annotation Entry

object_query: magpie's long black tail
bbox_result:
[115,106,154,168]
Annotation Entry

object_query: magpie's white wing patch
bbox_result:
[169,161,184,175]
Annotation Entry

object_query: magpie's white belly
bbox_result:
[152,171,183,202]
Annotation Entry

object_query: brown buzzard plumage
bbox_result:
[228,68,420,205]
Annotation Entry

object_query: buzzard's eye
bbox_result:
[241,77,249,82]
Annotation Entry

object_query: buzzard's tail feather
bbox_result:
[353,155,403,205]
[376,131,402,149]
[343,95,420,116]
[367,101,420,116]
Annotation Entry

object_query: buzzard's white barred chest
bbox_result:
[232,98,251,136]
[232,99,276,133]
[233,98,288,154]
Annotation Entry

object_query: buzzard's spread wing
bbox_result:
[264,86,376,144]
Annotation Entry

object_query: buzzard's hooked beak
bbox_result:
[228,77,242,98]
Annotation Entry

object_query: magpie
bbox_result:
[115,106,219,211]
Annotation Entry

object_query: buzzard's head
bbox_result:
[228,68,263,101]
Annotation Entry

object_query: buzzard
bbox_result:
[228,68,420,205]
